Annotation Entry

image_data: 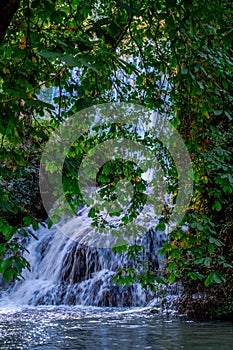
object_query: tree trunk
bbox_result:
[0,0,21,45]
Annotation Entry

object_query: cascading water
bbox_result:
[0,206,167,308]
[0,68,176,310]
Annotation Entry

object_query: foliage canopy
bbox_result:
[0,0,232,317]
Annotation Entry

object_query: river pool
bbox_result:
[0,306,232,349]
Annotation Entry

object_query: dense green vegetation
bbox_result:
[0,0,232,318]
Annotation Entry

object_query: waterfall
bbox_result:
[0,208,167,308]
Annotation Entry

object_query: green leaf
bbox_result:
[181,68,188,75]
[127,268,136,275]
[212,200,222,211]
[209,237,224,247]
[124,276,135,285]
[79,58,99,72]
[62,54,80,66]
[154,276,167,285]
[156,221,166,231]
[195,257,204,264]
[3,268,16,282]
[213,271,226,284]
[31,218,39,231]
[0,258,12,273]
[14,258,24,273]
[204,271,215,287]
[112,244,127,254]
[224,111,232,120]
[204,271,225,287]
[38,51,63,60]
[48,219,53,229]
[168,273,176,283]
[23,216,32,226]
[204,257,211,267]
[208,243,215,253]
[187,271,204,280]
[88,207,96,218]
[214,110,223,116]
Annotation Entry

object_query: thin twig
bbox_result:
[0,69,65,104]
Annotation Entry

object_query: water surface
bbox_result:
[0,306,232,349]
